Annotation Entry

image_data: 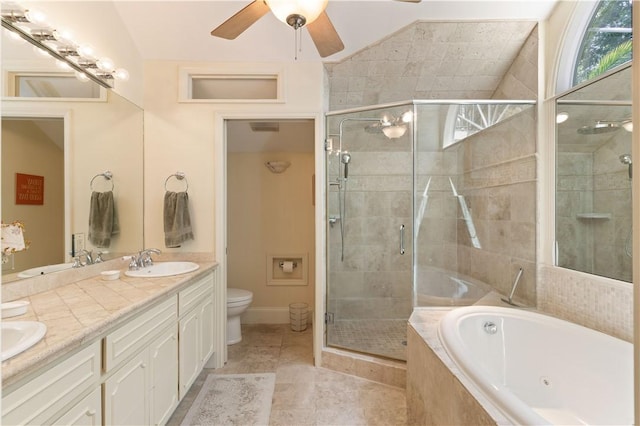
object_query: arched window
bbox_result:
[572,0,632,86]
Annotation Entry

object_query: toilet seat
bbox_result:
[227,288,252,303]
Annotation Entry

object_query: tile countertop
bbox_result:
[1,260,218,390]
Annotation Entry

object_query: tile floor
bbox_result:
[168,324,408,426]
[327,319,407,361]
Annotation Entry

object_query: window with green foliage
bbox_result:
[573,0,632,85]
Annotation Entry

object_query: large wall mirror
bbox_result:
[555,65,632,282]
[1,28,144,283]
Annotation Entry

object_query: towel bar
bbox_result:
[90,171,114,192]
[165,171,189,192]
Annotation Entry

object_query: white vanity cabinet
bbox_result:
[1,341,101,426]
[178,273,215,399]
[1,267,218,426]
[104,297,178,426]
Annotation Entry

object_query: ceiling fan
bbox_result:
[211,0,422,58]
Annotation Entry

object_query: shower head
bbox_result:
[577,121,621,135]
[620,154,632,165]
[341,153,351,179]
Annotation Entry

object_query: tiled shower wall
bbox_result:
[455,108,538,304]
[556,132,632,283]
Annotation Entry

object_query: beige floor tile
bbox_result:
[169,324,408,426]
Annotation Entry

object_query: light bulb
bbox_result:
[556,112,569,123]
[268,0,328,26]
[401,111,413,123]
[97,57,115,72]
[24,9,47,25]
[53,29,75,45]
[113,68,129,81]
[78,44,95,59]
[622,120,633,132]
[56,60,71,70]
[75,71,90,82]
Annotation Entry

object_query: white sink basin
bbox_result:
[124,261,200,278]
[2,321,47,361]
[17,262,74,279]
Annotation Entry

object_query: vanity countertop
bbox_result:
[1,261,218,390]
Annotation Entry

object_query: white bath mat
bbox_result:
[180,373,275,426]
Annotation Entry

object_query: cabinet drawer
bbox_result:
[51,386,101,426]
[179,274,213,316]
[2,341,101,426]
[104,296,177,371]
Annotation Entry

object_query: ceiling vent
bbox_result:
[250,122,280,132]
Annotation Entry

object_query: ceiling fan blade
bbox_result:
[210,1,270,40]
[306,12,344,58]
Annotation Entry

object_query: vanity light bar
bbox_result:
[1,18,112,89]
[1,8,128,89]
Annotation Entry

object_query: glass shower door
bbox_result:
[325,104,414,361]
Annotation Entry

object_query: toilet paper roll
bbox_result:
[282,261,294,273]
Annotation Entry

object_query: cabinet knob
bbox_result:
[87,409,96,416]
[141,363,147,369]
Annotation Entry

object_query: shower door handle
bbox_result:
[399,224,405,255]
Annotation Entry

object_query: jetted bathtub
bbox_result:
[438,306,633,425]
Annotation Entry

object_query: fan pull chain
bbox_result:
[293,27,302,60]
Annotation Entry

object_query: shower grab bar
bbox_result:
[399,224,405,255]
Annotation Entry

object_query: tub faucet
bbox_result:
[501,267,524,306]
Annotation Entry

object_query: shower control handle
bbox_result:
[399,224,405,255]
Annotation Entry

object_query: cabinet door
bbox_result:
[179,307,201,400]
[104,350,149,426]
[150,325,179,426]
[51,387,102,426]
[199,296,214,366]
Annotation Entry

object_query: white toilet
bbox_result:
[226,288,253,345]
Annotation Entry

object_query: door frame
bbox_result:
[214,111,326,366]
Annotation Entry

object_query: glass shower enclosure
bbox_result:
[325,100,536,361]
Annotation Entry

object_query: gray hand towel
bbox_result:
[164,191,194,248]
[88,191,119,247]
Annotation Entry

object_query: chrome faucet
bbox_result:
[74,249,94,267]
[128,248,161,270]
[501,267,524,306]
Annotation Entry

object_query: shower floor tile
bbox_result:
[327,319,407,361]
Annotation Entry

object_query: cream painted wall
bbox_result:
[2,120,64,272]
[142,60,324,257]
[227,152,315,309]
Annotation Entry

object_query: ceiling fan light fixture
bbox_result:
[268,0,328,27]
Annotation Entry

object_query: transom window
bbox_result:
[573,0,632,86]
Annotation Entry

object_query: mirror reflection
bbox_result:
[1,29,144,283]
[555,66,632,282]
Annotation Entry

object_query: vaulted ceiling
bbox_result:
[111,1,557,62]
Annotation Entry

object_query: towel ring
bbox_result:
[164,171,189,192]
[90,171,114,192]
